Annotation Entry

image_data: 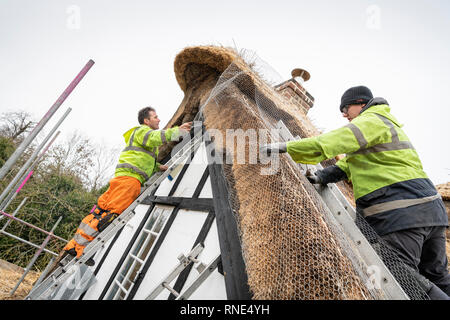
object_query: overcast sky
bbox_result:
[1,0,449,184]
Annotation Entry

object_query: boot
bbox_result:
[43,248,76,281]
[66,247,95,267]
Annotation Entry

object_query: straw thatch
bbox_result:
[163,45,354,203]
[0,260,40,300]
[436,182,450,270]
[437,182,450,202]
[166,45,373,299]
[174,46,242,93]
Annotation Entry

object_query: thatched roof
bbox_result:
[174,46,242,92]
[164,45,371,299]
[0,260,40,300]
[437,182,450,201]
[164,45,321,139]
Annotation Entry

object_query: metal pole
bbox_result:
[0,59,94,181]
[1,197,28,232]
[0,129,62,212]
[0,210,67,242]
[10,215,63,295]
[15,170,34,194]
[0,107,70,204]
[0,230,58,256]
[0,192,19,214]
[33,256,56,288]
[0,170,33,213]
[0,170,33,212]
[0,171,33,212]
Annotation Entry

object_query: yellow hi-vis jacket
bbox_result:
[286,97,447,235]
[115,125,180,184]
[286,100,427,200]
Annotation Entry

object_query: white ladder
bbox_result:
[26,129,204,300]
[145,243,221,300]
[276,120,409,300]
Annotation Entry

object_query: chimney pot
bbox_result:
[291,68,311,83]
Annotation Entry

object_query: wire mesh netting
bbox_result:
[193,54,430,300]
[354,214,430,300]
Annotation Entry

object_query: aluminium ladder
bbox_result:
[145,243,221,300]
[26,129,204,300]
[27,119,410,300]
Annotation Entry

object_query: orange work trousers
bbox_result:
[64,176,141,258]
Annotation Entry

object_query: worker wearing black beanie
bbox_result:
[262,84,450,299]
[339,85,373,112]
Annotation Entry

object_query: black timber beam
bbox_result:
[141,195,214,212]
[205,138,252,300]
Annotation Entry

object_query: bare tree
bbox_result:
[0,111,36,142]
[43,132,120,191]
[46,131,95,186]
[87,141,121,191]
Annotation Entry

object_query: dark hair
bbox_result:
[138,106,155,124]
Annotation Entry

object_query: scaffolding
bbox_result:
[0,59,94,297]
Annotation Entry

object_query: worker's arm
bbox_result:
[285,115,381,164]
[335,157,351,181]
[285,128,357,164]
[136,121,192,149]
[134,126,179,149]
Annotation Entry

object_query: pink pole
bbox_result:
[0,59,95,181]
[90,205,97,213]
[0,210,67,242]
[45,60,95,123]
[16,171,33,193]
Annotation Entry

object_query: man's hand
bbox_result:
[170,122,192,142]
[159,164,168,171]
[305,170,322,185]
[259,142,287,156]
[179,122,192,132]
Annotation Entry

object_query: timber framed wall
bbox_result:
[79,127,251,300]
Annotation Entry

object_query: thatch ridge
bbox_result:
[174,46,243,92]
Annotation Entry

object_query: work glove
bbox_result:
[305,170,323,185]
[259,142,287,156]
[306,165,348,185]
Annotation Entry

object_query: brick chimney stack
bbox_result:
[274,68,314,114]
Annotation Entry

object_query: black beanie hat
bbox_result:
[340,86,373,112]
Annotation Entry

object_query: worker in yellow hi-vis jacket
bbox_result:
[63,106,192,262]
[261,86,449,299]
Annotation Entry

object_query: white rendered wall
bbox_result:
[154,157,188,197]
[81,204,151,300]
[133,209,211,300]
[172,143,208,198]
[182,221,226,300]
[198,176,213,198]
[82,140,224,300]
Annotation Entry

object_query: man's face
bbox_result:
[342,104,364,122]
[144,110,160,129]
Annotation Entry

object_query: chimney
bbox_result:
[274,68,314,114]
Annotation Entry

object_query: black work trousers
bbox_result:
[381,226,450,299]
